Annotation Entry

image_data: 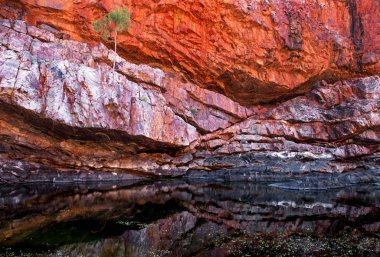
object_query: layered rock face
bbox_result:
[1,0,379,105]
[193,75,380,173]
[0,19,252,177]
[0,0,379,181]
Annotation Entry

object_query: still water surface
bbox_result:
[0,180,379,256]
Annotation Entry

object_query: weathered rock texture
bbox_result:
[0,0,379,181]
[0,19,253,177]
[0,0,379,105]
[193,75,380,173]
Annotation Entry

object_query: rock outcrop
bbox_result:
[0,0,379,105]
[0,19,253,177]
[0,1,379,182]
[193,75,380,173]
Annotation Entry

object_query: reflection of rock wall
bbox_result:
[0,19,379,178]
[1,181,380,246]
[122,211,198,257]
[45,212,228,257]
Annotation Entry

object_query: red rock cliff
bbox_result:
[0,0,379,181]
[1,0,379,105]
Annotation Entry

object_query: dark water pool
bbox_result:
[0,180,379,257]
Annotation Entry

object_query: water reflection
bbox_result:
[0,181,379,256]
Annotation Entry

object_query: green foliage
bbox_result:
[93,18,110,40]
[189,108,199,115]
[109,6,130,32]
[138,95,148,102]
[93,6,130,39]
[93,6,130,80]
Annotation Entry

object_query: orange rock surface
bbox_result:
[1,0,379,105]
[0,1,379,180]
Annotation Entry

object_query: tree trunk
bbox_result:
[112,30,118,82]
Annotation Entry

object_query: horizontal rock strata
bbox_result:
[1,0,379,105]
[193,75,380,173]
[0,19,379,181]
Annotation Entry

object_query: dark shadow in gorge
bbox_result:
[0,180,379,256]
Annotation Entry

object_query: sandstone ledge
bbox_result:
[0,19,379,180]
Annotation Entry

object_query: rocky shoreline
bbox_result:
[1,159,379,191]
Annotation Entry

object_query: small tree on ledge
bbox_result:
[93,6,130,78]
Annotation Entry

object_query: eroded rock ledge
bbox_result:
[0,20,379,181]
[0,19,253,177]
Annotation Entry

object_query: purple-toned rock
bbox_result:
[0,19,379,178]
[0,20,199,147]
